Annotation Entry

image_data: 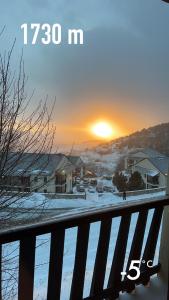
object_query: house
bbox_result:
[0,153,75,193]
[125,148,165,173]
[131,156,169,189]
[68,155,85,178]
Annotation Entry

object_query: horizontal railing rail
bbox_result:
[0,196,168,243]
[0,195,169,300]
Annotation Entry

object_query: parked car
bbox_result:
[103,186,113,192]
[77,185,85,193]
[88,187,95,193]
[75,177,81,184]
[83,178,89,187]
[90,179,97,186]
[96,185,104,193]
[102,175,112,180]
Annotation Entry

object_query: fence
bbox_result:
[0,196,169,300]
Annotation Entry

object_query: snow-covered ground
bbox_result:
[8,190,165,211]
[1,190,165,300]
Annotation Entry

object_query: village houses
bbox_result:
[0,153,84,193]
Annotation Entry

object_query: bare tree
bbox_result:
[0,38,55,226]
[0,31,82,300]
[0,31,56,299]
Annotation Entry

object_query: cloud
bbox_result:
[1,0,169,139]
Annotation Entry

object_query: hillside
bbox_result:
[79,123,169,176]
[95,122,169,156]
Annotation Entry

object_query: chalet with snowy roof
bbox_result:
[131,156,169,189]
[125,148,165,172]
[0,153,75,193]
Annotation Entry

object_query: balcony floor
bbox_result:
[119,277,166,300]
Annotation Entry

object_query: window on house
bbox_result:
[44,176,47,184]
[21,176,30,186]
[44,189,47,193]
[147,175,159,186]
[34,177,38,182]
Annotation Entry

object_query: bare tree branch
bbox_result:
[0,40,56,225]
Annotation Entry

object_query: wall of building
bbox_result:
[30,171,73,193]
[30,174,56,193]
[132,159,153,173]
[66,171,73,193]
[132,159,166,188]
[159,173,167,187]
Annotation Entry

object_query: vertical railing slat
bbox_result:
[90,218,112,299]
[18,236,36,300]
[0,244,2,300]
[47,228,65,300]
[70,223,90,300]
[158,205,169,300]
[140,206,163,285]
[107,214,131,299]
[124,210,148,292]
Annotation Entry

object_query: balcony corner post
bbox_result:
[166,164,169,196]
[158,165,169,299]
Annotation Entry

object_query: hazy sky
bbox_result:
[1,0,169,145]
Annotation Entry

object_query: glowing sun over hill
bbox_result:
[91,121,114,139]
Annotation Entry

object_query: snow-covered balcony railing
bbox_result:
[0,196,169,300]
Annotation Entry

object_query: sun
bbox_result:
[91,121,114,139]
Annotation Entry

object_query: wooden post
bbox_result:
[146,173,148,189]
[166,164,169,196]
[158,165,169,298]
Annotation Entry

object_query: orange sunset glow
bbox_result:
[53,117,126,145]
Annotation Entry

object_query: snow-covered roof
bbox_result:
[135,157,169,176]
[2,152,73,176]
[146,170,159,177]
[68,155,84,166]
[148,157,169,176]
[128,148,165,159]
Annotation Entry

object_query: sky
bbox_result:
[0,0,169,146]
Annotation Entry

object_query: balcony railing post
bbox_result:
[166,164,169,195]
[158,165,169,298]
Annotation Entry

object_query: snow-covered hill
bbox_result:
[79,122,169,175]
[99,122,169,156]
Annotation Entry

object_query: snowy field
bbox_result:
[9,190,165,211]
[1,190,165,300]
